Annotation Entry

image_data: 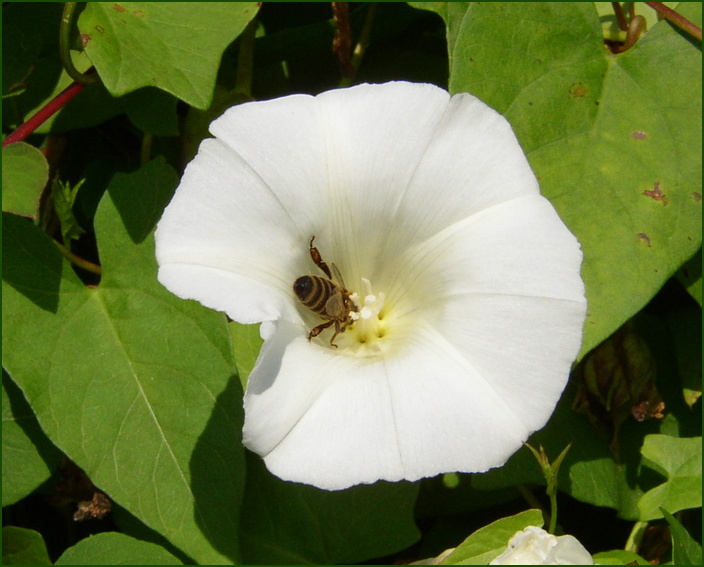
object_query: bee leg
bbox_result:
[329,320,347,348]
[309,236,333,279]
[308,320,336,346]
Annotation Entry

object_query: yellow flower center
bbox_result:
[339,278,390,357]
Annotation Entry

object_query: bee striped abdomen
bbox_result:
[294,276,337,316]
[294,236,355,346]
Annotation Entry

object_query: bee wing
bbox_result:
[331,263,346,289]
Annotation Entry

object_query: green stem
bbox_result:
[60,3,99,85]
[2,88,26,99]
[54,240,102,276]
[546,486,558,534]
[624,520,648,553]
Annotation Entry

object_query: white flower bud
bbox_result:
[490,526,593,565]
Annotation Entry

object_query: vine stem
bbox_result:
[338,2,378,88]
[53,240,102,276]
[645,2,702,41]
[624,520,648,553]
[60,2,99,84]
[332,2,354,78]
[2,80,87,148]
[611,2,628,31]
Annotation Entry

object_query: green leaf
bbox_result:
[9,43,178,137]
[52,82,179,137]
[78,2,260,109]
[229,321,263,389]
[240,453,420,564]
[592,549,650,565]
[1,526,52,565]
[439,509,544,565]
[638,434,702,520]
[123,88,179,136]
[448,2,702,359]
[676,252,702,307]
[52,177,86,243]
[2,370,62,507]
[55,532,183,565]
[2,159,244,564]
[661,508,703,566]
[2,142,49,219]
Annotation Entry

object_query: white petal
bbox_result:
[384,195,586,432]
[209,93,329,236]
[436,293,585,432]
[382,91,540,258]
[157,82,458,322]
[386,194,585,317]
[244,320,533,490]
[210,82,454,283]
[552,535,594,565]
[155,139,304,323]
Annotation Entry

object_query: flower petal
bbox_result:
[157,82,589,491]
[155,139,307,323]
[157,82,460,321]
[386,194,585,317]
[384,194,586,432]
[243,320,533,490]
[382,90,541,259]
[210,82,455,281]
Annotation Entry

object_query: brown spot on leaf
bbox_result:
[113,3,127,12]
[638,233,651,247]
[95,25,105,33]
[631,130,648,140]
[693,192,702,202]
[569,82,589,98]
[134,10,144,17]
[80,33,91,47]
[642,182,668,205]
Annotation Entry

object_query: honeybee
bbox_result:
[293,236,356,347]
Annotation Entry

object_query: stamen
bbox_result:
[347,278,386,350]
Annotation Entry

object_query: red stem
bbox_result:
[611,2,628,31]
[3,80,87,148]
[644,2,702,41]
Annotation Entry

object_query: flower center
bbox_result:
[343,278,389,355]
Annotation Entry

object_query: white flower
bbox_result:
[490,526,593,565]
[155,82,587,490]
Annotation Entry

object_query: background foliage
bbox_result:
[2,2,701,565]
